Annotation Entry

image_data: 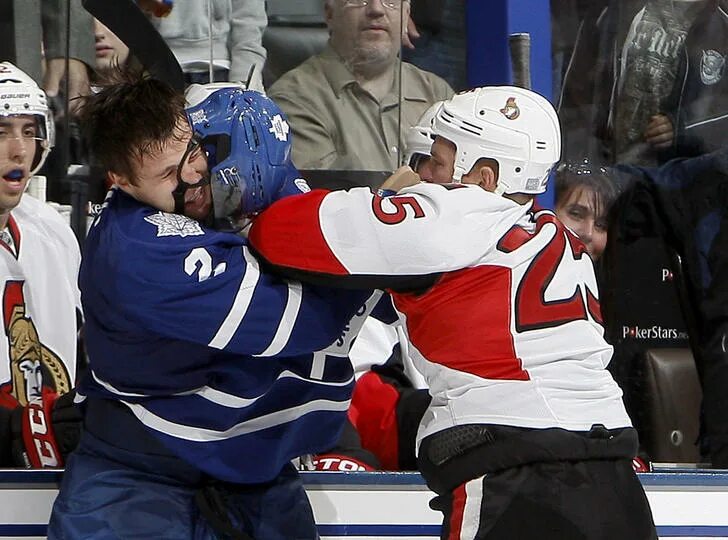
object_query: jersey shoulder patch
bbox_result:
[144,212,205,238]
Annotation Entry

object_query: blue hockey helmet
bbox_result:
[183,85,300,231]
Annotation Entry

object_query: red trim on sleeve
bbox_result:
[249,190,349,276]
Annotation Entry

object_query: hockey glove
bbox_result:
[10,390,82,468]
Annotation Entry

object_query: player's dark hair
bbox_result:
[78,66,187,184]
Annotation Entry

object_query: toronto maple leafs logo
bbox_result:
[269,114,290,142]
[144,212,205,238]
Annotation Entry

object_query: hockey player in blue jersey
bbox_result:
[47,71,378,540]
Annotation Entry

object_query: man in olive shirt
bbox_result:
[268,0,453,171]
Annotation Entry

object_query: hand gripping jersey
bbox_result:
[0,195,81,411]
[78,188,374,483]
[248,183,633,450]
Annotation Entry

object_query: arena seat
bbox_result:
[642,348,702,463]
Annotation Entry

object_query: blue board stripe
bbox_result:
[317,524,440,536]
[2,470,728,487]
[4,524,728,537]
[657,526,728,537]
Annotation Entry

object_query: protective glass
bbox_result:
[342,0,403,9]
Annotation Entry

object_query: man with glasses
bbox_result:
[268,0,452,171]
[0,63,82,469]
[47,74,379,540]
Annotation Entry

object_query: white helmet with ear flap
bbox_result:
[431,86,561,195]
[0,62,54,176]
[403,100,443,171]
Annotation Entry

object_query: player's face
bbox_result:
[419,136,496,190]
[0,115,37,215]
[418,136,457,184]
[117,122,212,221]
[94,18,130,72]
[326,0,408,66]
[555,187,608,261]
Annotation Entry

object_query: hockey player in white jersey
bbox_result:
[48,73,377,540]
[249,86,658,539]
[0,63,82,469]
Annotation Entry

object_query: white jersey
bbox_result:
[0,195,81,408]
[249,182,633,449]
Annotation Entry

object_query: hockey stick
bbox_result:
[81,0,185,91]
[508,32,532,90]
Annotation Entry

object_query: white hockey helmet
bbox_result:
[432,86,561,195]
[0,62,55,175]
[403,100,443,171]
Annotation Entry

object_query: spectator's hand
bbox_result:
[10,390,82,468]
[43,58,90,118]
[380,166,420,193]
[644,114,674,149]
[402,15,420,50]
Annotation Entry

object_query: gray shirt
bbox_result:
[268,44,453,171]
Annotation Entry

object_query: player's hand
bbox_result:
[644,114,674,149]
[380,166,421,193]
[402,15,420,50]
[10,390,82,468]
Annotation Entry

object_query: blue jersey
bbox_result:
[78,188,374,483]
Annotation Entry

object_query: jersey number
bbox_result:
[371,195,425,225]
[497,213,602,332]
[185,248,227,282]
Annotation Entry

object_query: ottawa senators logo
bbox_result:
[500,97,520,120]
[0,281,70,407]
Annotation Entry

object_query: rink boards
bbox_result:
[0,470,727,539]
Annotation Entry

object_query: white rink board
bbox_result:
[1,470,728,538]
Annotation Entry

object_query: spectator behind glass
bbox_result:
[0,63,82,469]
[141,0,267,89]
[554,160,618,262]
[559,0,728,167]
[402,0,467,91]
[92,18,130,76]
[42,0,95,118]
[268,0,453,171]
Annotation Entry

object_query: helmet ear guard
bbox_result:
[0,62,54,176]
[432,86,561,195]
[184,86,300,231]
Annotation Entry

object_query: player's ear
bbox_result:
[108,171,129,187]
[480,165,497,192]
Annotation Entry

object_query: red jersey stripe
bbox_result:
[448,483,467,540]
[393,265,529,381]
